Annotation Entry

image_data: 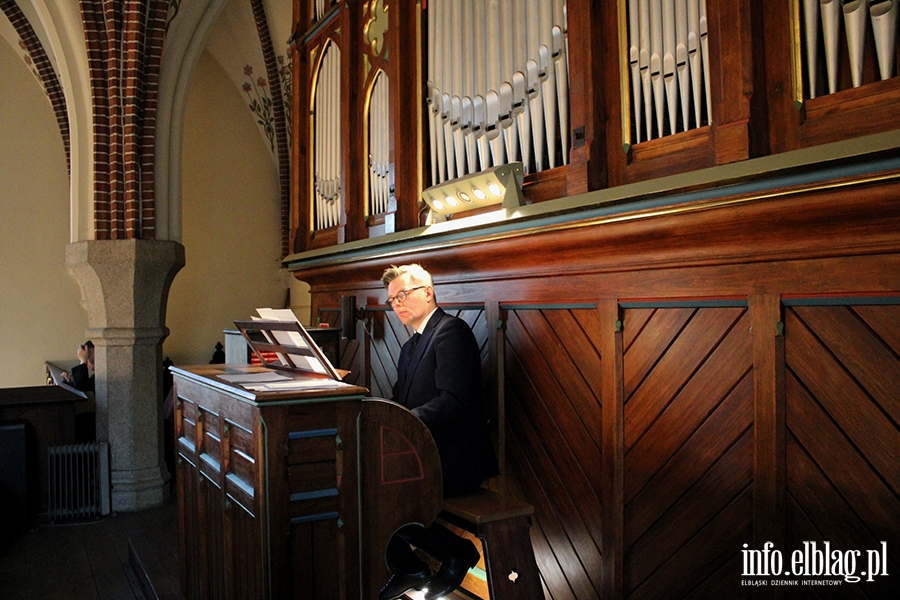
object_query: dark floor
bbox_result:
[0,498,473,600]
[0,498,178,600]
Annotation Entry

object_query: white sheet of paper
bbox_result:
[256,308,300,322]
[241,378,350,392]
[219,371,292,384]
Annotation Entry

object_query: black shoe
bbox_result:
[424,541,480,599]
[378,565,432,600]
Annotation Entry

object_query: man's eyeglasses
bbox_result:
[385,286,426,307]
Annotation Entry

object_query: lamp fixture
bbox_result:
[421,162,525,219]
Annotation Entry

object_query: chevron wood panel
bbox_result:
[504,307,604,600]
[622,306,753,600]
[314,298,899,598]
[785,304,900,597]
[366,308,404,398]
[316,308,366,388]
[450,307,493,416]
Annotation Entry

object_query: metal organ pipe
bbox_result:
[501,0,518,166]
[426,0,570,182]
[526,0,547,172]
[499,0,518,166]
[313,42,341,231]
[429,0,448,184]
[687,0,701,127]
[488,0,507,168]
[871,0,898,82]
[650,0,664,138]
[675,0,690,131]
[629,0,644,143]
[450,0,465,178]
[539,0,558,169]
[802,0,898,99]
[462,1,478,174]
[368,73,391,217]
[471,0,488,170]
[662,0,678,134]
[330,46,339,227]
[698,0,711,124]
[510,0,530,171]
[803,0,821,98]
[639,0,653,140]
[553,21,570,164]
[425,0,440,181]
[626,0,710,141]
[842,0,868,88]
[821,0,842,94]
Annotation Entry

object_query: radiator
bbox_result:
[47,442,111,522]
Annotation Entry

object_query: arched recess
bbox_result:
[155,0,234,242]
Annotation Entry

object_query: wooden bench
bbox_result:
[440,488,543,600]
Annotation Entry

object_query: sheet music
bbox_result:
[218,371,293,384]
[253,308,331,375]
[242,378,351,392]
[255,308,299,321]
[45,361,89,399]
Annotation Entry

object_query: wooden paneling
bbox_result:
[784,303,900,598]
[315,307,365,389]
[299,280,900,600]
[174,366,371,599]
[623,306,753,599]
[503,306,604,600]
[365,307,407,399]
[291,161,900,597]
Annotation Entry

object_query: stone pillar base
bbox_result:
[111,465,170,511]
[67,239,185,512]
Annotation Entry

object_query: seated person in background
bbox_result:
[379,264,499,600]
[62,340,95,392]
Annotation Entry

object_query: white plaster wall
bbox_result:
[163,49,285,366]
[0,38,88,387]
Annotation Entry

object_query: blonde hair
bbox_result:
[382,263,433,289]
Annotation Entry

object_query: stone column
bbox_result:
[67,239,185,511]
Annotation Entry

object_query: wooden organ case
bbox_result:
[282,2,900,599]
[173,321,442,599]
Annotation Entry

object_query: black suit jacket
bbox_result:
[70,363,95,393]
[392,307,499,497]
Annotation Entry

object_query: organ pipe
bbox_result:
[425,0,570,182]
[623,0,711,144]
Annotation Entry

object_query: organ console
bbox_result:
[172,321,444,599]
